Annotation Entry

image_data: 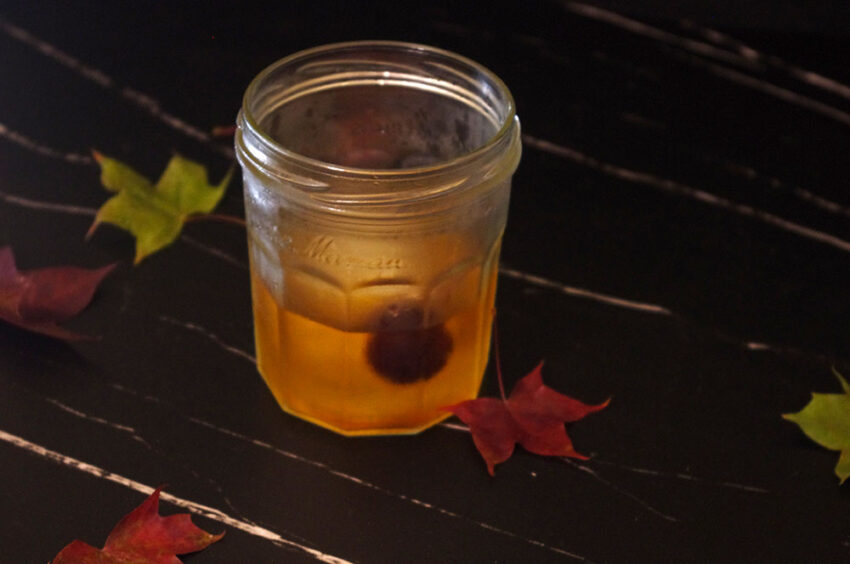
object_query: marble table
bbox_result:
[1,2,848,562]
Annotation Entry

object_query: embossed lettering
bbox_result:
[285,235,402,270]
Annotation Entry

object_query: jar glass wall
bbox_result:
[236,41,521,435]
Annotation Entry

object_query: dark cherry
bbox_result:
[366,304,453,384]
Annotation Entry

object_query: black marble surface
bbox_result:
[1,2,849,562]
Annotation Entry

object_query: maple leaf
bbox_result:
[0,246,115,340]
[51,487,224,564]
[783,369,850,484]
[88,152,233,264]
[444,361,609,475]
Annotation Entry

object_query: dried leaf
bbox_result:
[0,246,115,340]
[51,487,223,563]
[784,369,850,484]
[444,361,609,475]
[211,125,236,137]
[88,152,232,264]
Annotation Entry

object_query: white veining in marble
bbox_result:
[158,315,256,364]
[0,188,97,216]
[0,428,353,564]
[500,266,673,315]
[101,380,588,559]
[562,3,850,128]
[45,398,138,435]
[0,16,232,159]
[441,422,770,494]
[179,235,248,269]
[718,160,850,220]
[186,416,588,561]
[684,22,850,101]
[0,121,93,164]
[562,458,678,522]
[563,2,759,69]
[522,134,850,254]
[675,52,850,128]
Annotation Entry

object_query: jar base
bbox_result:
[277,401,455,437]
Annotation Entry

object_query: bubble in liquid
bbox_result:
[366,303,453,384]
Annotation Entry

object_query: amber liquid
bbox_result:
[249,250,500,435]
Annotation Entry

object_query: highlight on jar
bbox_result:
[235,41,521,435]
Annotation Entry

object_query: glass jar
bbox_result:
[235,41,521,435]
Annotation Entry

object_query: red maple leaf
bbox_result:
[0,246,115,340]
[444,361,609,475]
[51,487,224,564]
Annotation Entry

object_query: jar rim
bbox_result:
[238,40,518,181]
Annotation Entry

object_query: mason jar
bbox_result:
[235,41,521,435]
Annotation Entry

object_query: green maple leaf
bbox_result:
[88,152,232,264]
[783,369,850,484]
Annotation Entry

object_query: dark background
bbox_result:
[1,1,849,562]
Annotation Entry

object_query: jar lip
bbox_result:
[239,40,518,180]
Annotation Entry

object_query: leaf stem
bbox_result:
[493,312,507,401]
[185,213,246,227]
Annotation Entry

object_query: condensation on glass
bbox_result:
[235,41,521,435]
